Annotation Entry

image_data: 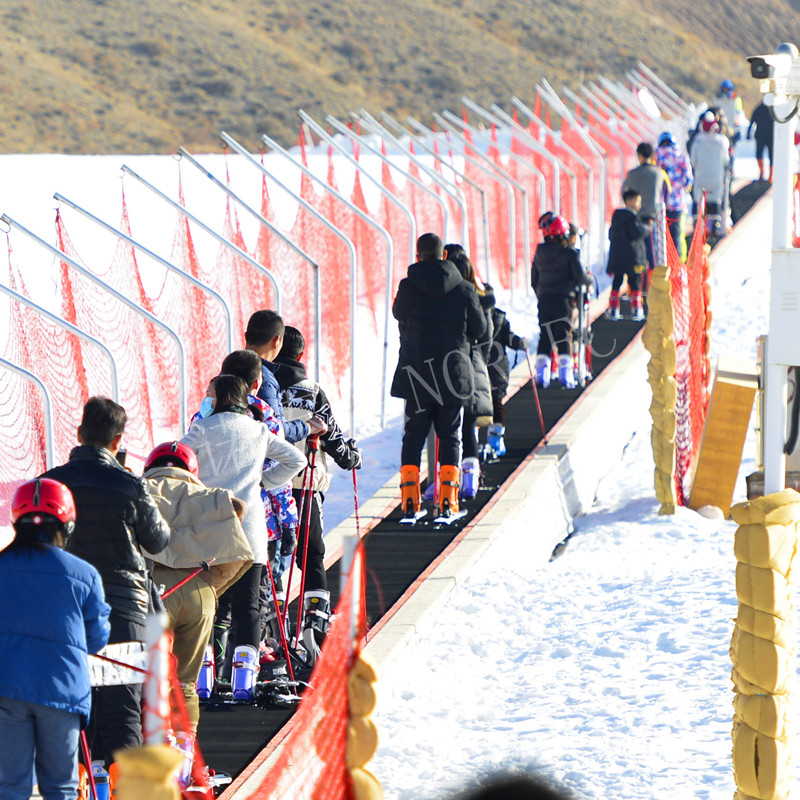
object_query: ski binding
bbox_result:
[432,509,468,525]
[399,508,428,524]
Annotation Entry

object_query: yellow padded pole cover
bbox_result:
[736,606,793,650]
[733,694,790,741]
[732,720,792,799]
[113,745,181,800]
[734,524,797,576]
[729,629,791,694]
[734,564,793,620]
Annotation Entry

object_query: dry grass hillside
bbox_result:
[0,0,798,154]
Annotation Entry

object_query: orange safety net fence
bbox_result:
[669,207,711,504]
[240,545,368,800]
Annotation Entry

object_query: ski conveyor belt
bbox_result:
[197,309,646,783]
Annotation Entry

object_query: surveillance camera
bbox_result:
[748,53,793,80]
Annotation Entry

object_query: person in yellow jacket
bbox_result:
[142,441,253,730]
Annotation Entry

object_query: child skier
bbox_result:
[531,216,592,388]
[606,190,650,321]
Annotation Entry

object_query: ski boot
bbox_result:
[231,644,259,700]
[399,464,421,517]
[558,354,577,389]
[631,291,645,321]
[439,465,460,516]
[263,592,289,650]
[301,589,331,667]
[607,290,620,320]
[196,645,214,700]
[534,354,551,388]
[487,423,506,457]
[171,730,195,789]
[213,621,232,694]
[460,457,480,500]
[90,763,111,800]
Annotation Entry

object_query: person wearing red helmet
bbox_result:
[142,442,252,731]
[531,216,592,388]
[0,478,110,800]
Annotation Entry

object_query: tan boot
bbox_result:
[757,158,765,181]
[400,465,421,516]
[439,465,460,515]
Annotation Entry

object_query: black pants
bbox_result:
[536,294,573,356]
[491,390,506,425]
[88,614,145,767]
[755,135,773,166]
[401,401,462,467]
[216,562,263,649]
[611,266,644,294]
[292,489,327,594]
[462,412,479,459]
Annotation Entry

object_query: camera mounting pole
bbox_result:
[753,43,800,492]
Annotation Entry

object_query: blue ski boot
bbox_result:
[535,354,551,388]
[487,424,506,457]
[460,457,480,499]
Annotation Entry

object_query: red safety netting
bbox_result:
[669,206,711,504]
[461,128,513,290]
[55,210,179,466]
[242,544,367,800]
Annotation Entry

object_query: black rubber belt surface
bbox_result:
[197,310,645,779]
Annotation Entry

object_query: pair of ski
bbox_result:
[399,503,468,526]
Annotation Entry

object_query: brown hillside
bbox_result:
[0,0,798,154]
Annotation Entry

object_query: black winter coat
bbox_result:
[391,259,487,407]
[272,355,360,470]
[531,241,591,297]
[44,446,171,626]
[606,207,649,275]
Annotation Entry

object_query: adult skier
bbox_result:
[391,233,486,519]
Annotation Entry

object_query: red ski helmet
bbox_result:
[544,215,568,238]
[11,478,76,531]
[144,441,199,475]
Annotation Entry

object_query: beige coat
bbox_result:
[143,466,254,596]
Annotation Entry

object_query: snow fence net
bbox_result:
[241,548,367,800]
[668,208,711,504]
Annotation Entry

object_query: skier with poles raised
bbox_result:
[272,325,362,666]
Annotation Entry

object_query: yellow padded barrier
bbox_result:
[733,694,789,741]
[642,264,679,515]
[114,745,181,800]
[348,653,383,800]
[730,490,800,799]
[735,606,793,650]
[734,524,797,576]
[734,564,793,620]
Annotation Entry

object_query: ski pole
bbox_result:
[432,436,440,517]
[353,467,369,641]
[80,730,100,800]
[161,559,216,599]
[295,434,320,639]
[525,352,549,446]
[265,560,297,691]
[282,444,315,631]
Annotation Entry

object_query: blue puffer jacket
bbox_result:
[0,545,111,721]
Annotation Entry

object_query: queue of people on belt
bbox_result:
[0,310,362,798]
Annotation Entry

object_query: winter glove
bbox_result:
[515,337,528,352]
[344,439,363,470]
[280,527,297,557]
